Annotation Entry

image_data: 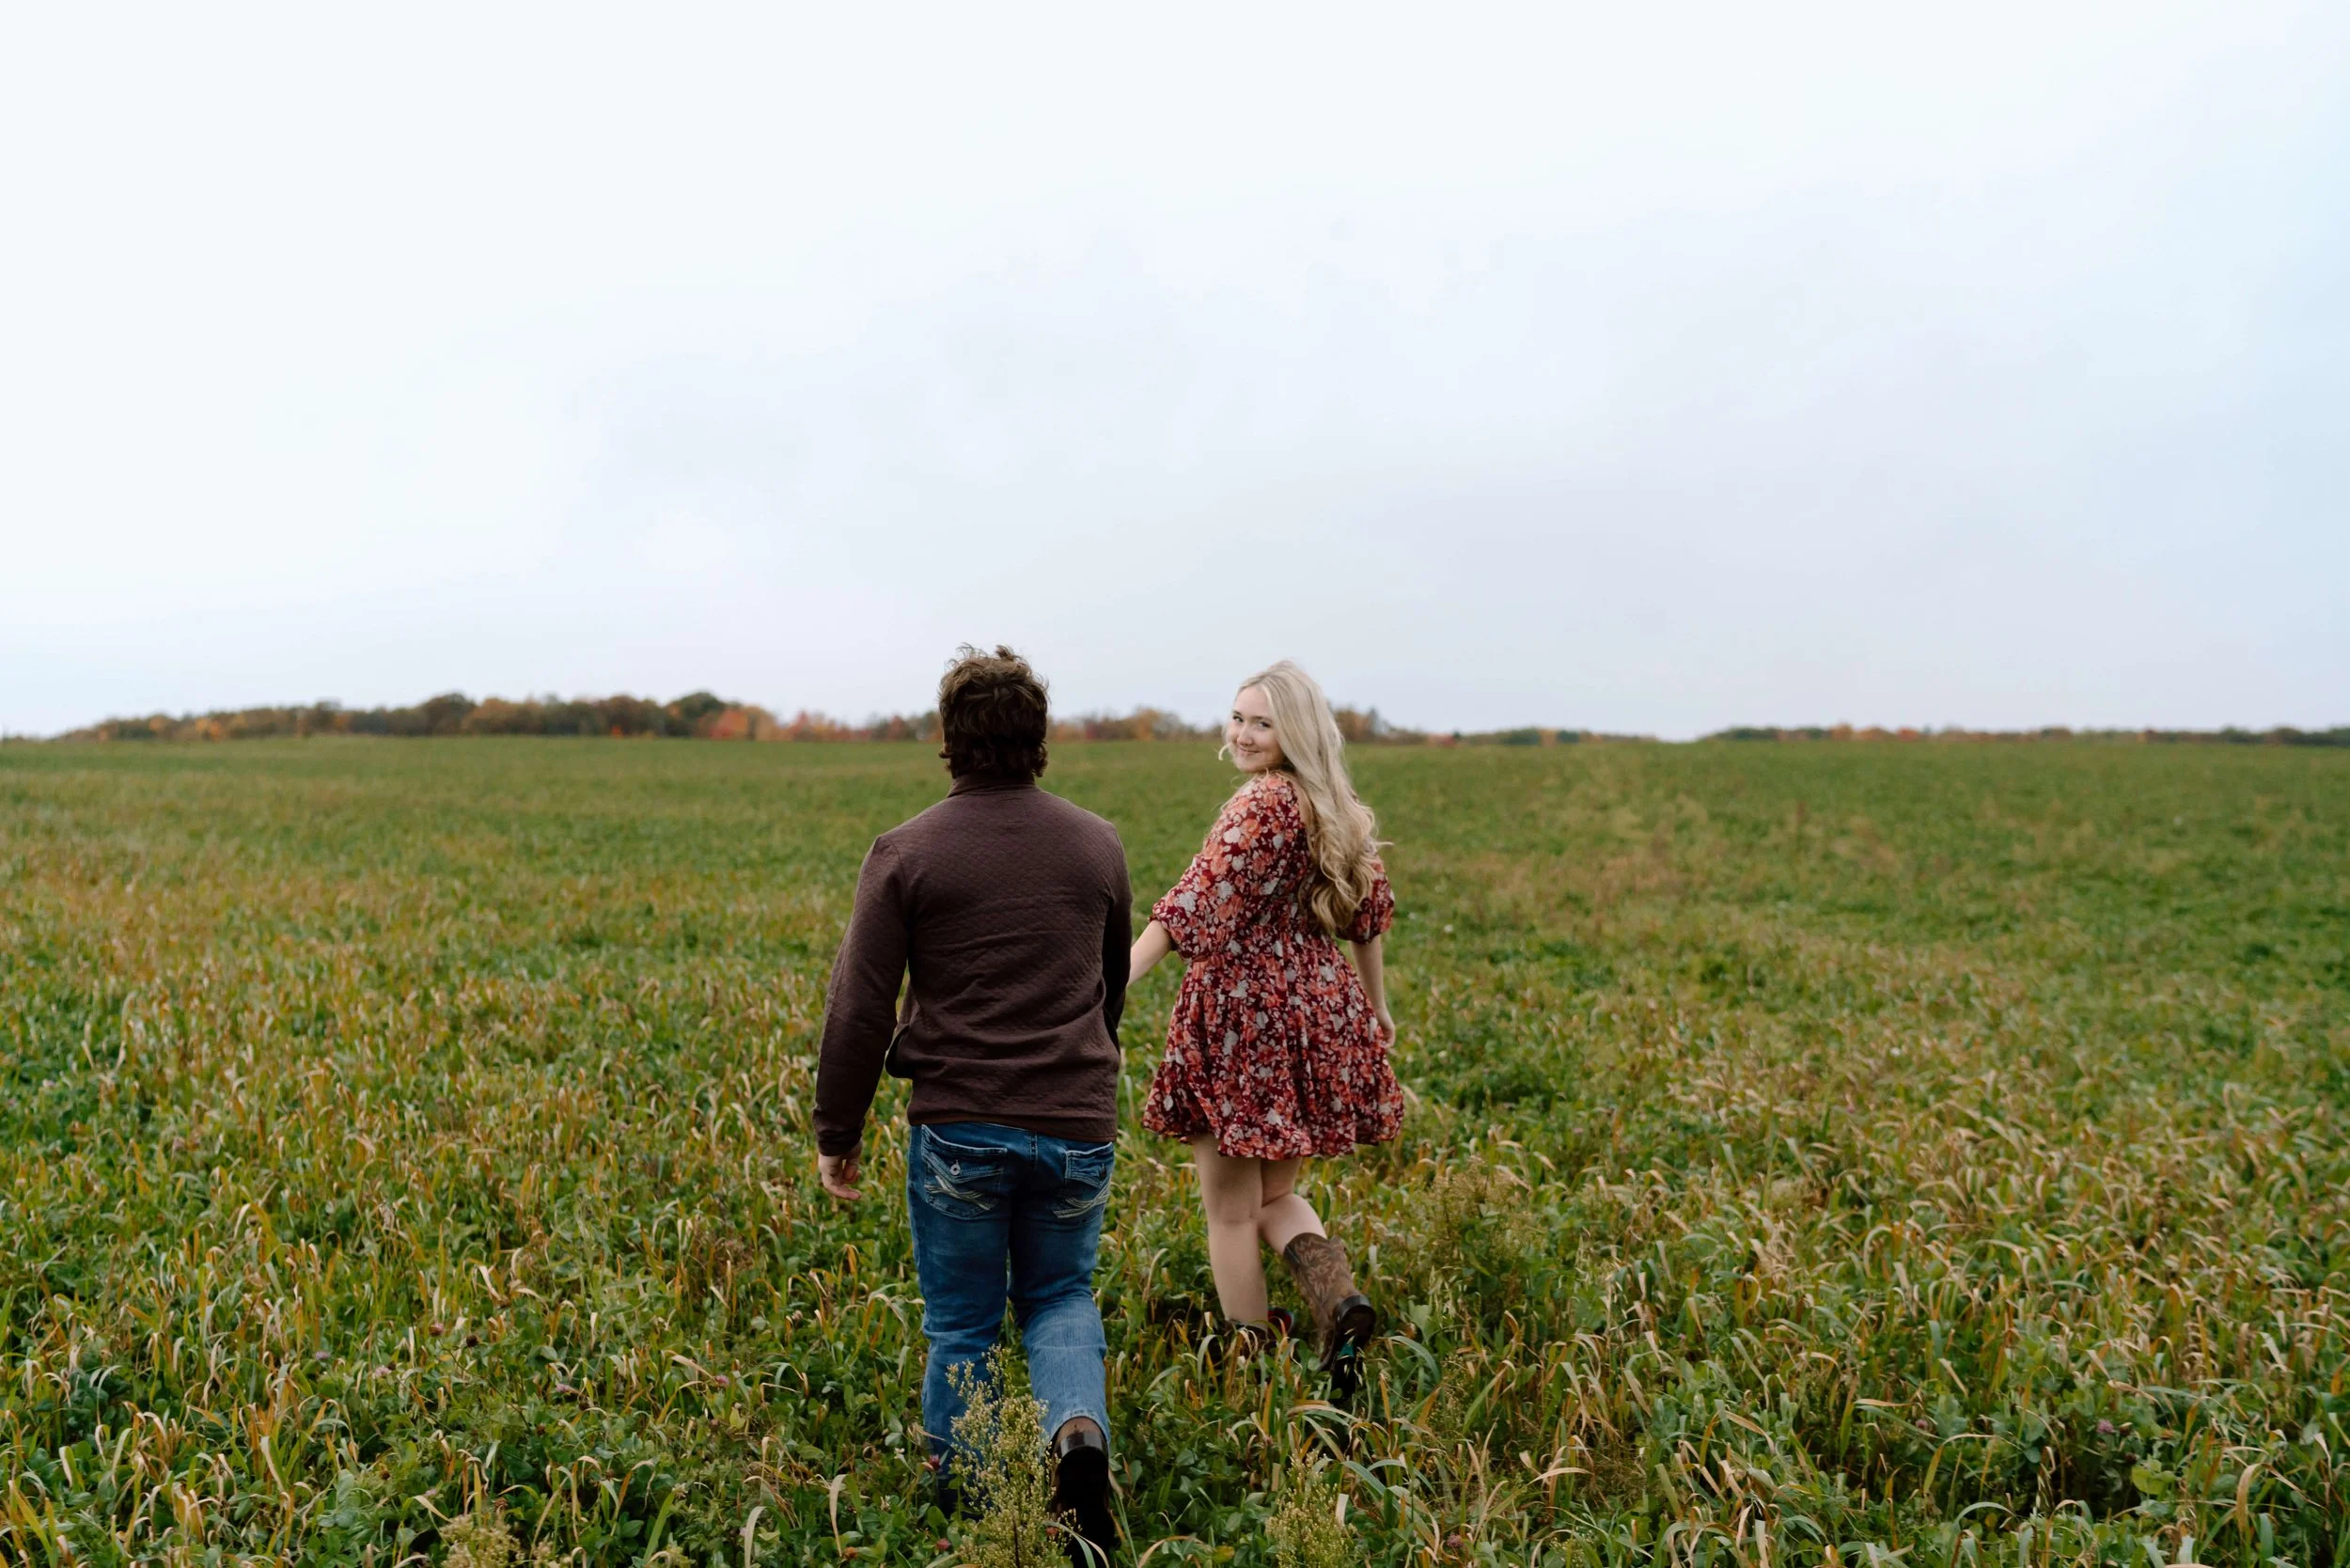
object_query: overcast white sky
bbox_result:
[3,3,2344,738]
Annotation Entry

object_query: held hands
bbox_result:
[817,1145,864,1202]
[1128,919,1177,988]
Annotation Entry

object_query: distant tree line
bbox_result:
[1434,727,1656,745]
[2133,727,2350,746]
[49,698,2339,748]
[62,693,755,743]
[1707,724,2350,746]
[50,694,1446,745]
[53,693,928,744]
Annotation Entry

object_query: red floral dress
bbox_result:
[1140,772,1404,1160]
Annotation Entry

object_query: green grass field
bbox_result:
[3,738,2346,1567]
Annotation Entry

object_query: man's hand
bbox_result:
[818,1146,864,1202]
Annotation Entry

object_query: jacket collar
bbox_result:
[948,772,1040,797]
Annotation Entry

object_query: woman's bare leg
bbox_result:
[1256,1157,1325,1254]
[1190,1138,1270,1323]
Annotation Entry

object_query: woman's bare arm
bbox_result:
[1129,918,1177,987]
[1349,934,1395,1045]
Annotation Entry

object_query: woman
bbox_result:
[1130,660,1404,1385]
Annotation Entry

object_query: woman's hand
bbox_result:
[1129,919,1176,987]
[1349,935,1392,1046]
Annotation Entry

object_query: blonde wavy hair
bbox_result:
[1230,661,1386,937]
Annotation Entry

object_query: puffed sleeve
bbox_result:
[1152,783,1277,959]
[1339,856,1394,943]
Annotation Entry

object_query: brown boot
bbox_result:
[1280,1233,1378,1377]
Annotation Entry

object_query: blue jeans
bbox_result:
[906,1121,1115,1467]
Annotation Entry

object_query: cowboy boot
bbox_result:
[1279,1233,1378,1378]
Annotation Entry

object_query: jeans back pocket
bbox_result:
[916,1128,1013,1220]
[1052,1142,1116,1222]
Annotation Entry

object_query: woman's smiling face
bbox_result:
[1227,685,1283,773]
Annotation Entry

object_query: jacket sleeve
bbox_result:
[1101,836,1133,1039]
[813,839,910,1155]
[1151,785,1276,960]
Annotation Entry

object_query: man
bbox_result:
[814,646,1130,1562]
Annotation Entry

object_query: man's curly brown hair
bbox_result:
[938,645,1049,780]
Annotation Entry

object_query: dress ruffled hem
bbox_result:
[1140,1088,1401,1160]
[1140,990,1405,1160]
